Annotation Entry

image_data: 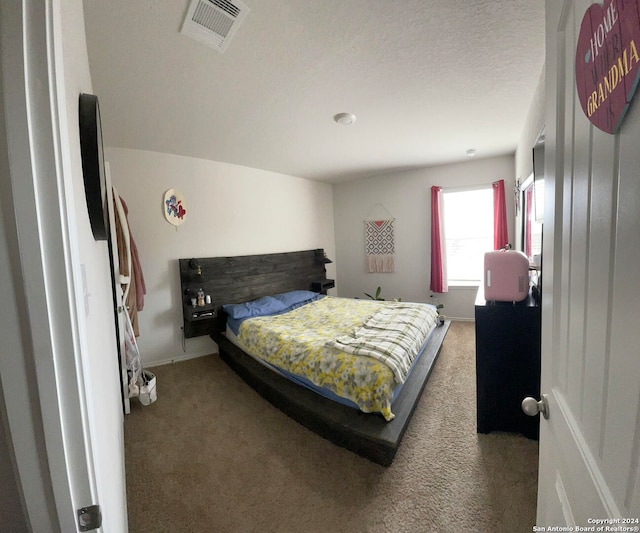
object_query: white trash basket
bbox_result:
[139,370,157,406]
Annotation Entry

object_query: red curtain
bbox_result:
[492,179,509,249]
[430,186,448,293]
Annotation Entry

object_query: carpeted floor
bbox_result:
[124,321,538,533]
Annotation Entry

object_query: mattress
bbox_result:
[227,296,438,421]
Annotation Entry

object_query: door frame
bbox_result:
[0,1,100,530]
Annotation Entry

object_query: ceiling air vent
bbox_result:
[180,0,250,53]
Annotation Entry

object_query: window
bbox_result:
[443,187,493,283]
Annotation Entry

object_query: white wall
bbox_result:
[0,382,27,533]
[55,1,128,529]
[516,65,545,185]
[106,147,336,366]
[0,32,30,530]
[333,155,516,319]
[515,66,546,251]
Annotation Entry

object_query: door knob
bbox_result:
[521,394,549,419]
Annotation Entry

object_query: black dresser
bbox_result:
[475,287,541,440]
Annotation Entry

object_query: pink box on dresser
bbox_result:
[484,250,530,302]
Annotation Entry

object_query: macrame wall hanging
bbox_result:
[365,204,395,273]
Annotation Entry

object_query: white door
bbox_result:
[0,1,127,531]
[537,0,640,525]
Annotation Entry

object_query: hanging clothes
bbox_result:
[112,185,155,405]
[113,189,146,336]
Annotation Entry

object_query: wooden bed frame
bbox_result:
[179,249,450,466]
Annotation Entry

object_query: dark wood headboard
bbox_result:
[179,249,330,338]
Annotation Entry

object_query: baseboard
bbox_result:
[146,351,217,368]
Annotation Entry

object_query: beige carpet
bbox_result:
[124,321,538,533]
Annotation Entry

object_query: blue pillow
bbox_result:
[271,290,323,309]
[222,296,287,319]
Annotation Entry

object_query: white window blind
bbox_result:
[443,187,493,283]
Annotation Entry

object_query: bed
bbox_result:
[178,250,450,465]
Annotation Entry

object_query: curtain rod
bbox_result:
[440,181,501,193]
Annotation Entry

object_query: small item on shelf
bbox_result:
[197,288,205,307]
[205,294,211,305]
[191,297,197,307]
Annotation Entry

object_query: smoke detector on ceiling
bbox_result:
[180,0,250,54]
[334,113,357,126]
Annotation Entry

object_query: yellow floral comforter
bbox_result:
[235,296,434,421]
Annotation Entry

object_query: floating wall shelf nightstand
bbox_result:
[182,302,218,338]
[311,279,335,294]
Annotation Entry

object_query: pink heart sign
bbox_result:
[575,0,640,134]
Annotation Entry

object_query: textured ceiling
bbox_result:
[82,0,545,183]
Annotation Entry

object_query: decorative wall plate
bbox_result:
[575,0,640,134]
[164,188,187,226]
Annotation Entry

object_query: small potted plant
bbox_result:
[430,294,446,325]
[364,286,385,300]
[364,286,402,302]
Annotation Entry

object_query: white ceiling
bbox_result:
[82,0,545,184]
